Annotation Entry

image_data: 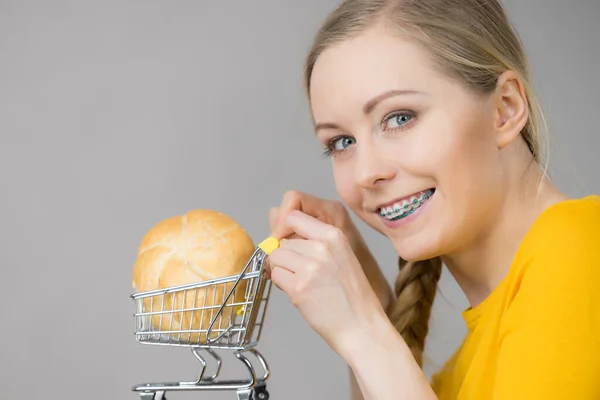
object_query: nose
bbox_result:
[355,141,397,188]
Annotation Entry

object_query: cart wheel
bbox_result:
[252,384,269,400]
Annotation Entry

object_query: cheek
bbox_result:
[427,114,505,236]
[425,113,500,190]
[332,162,361,208]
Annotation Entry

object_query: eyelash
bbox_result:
[321,110,418,159]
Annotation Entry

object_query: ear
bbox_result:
[492,70,529,149]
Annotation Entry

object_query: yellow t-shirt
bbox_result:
[430,195,600,399]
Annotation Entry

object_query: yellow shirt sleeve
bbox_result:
[493,200,600,399]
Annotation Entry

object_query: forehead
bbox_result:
[309,26,440,119]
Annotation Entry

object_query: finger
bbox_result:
[263,257,273,279]
[264,257,293,280]
[270,266,295,294]
[270,190,336,239]
[268,206,279,232]
[279,238,329,262]
[286,210,347,246]
[268,206,301,240]
[263,243,299,279]
[270,192,302,239]
[267,247,306,275]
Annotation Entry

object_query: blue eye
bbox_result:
[384,112,415,130]
[333,136,356,150]
[321,135,356,158]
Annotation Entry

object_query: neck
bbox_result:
[441,161,567,308]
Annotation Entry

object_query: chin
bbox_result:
[391,238,441,263]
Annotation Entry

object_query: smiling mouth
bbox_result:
[377,189,435,221]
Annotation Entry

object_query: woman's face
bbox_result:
[308,26,509,261]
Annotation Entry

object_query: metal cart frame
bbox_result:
[130,239,276,399]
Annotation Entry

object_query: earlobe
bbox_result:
[494,71,529,149]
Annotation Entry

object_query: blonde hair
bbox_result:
[303,0,547,367]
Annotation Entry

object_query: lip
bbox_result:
[378,189,435,228]
[375,188,435,212]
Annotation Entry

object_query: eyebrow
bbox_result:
[314,89,424,133]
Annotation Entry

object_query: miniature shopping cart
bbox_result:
[130,237,279,400]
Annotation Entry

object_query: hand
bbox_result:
[267,209,388,358]
[267,190,394,312]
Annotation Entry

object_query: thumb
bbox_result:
[269,206,295,239]
[268,207,279,232]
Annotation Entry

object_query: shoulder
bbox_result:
[512,195,600,297]
[495,195,600,399]
[522,195,600,258]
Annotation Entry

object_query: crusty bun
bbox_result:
[132,209,256,343]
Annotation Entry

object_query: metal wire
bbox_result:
[130,246,274,399]
[131,248,272,350]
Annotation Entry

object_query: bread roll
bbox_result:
[132,209,256,344]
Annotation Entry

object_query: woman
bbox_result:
[265,0,600,399]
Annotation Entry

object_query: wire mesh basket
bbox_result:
[130,237,278,400]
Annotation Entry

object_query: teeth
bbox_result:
[378,190,434,219]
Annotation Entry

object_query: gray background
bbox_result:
[1,0,598,399]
